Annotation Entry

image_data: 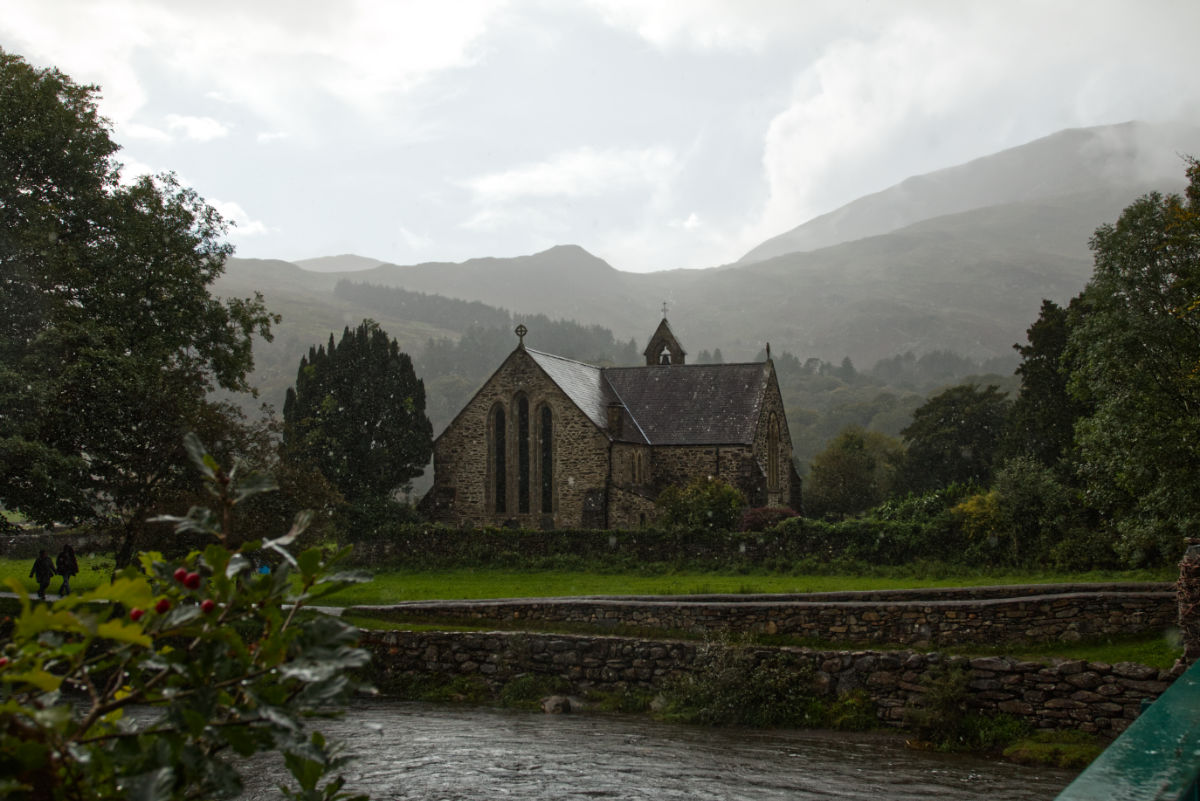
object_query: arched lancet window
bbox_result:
[540,406,553,514]
[517,395,530,514]
[767,413,780,493]
[492,404,506,514]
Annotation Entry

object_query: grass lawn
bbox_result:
[0,553,115,598]
[317,566,1173,606]
[1,557,1171,603]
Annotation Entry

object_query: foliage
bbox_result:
[659,641,823,728]
[497,673,572,710]
[655,477,746,531]
[899,384,1011,493]
[739,506,799,532]
[1002,730,1105,769]
[1004,299,1089,468]
[1065,159,1200,566]
[804,426,904,518]
[902,665,1029,752]
[0,434,371,801]
[0,50,276,563]
[283,320,433,504]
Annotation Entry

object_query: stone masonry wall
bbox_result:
[429,348,610,529]
[751,367,793,508]
[361,629,1181,735]
[349,585,1175,648]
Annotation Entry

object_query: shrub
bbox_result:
[0,435,371,801]
[739,506,799,532]
[656,477,746,531]
[902,664,1029,752]
[660,640,821,728]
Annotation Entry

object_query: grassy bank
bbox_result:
[0,553,114,597]
[1,556,1171,602]
[315,565,1171,605]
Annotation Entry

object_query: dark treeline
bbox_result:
[334,280,512,331]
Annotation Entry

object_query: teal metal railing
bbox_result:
[1055,658,1200,800]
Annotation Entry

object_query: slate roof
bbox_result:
[602,362,770,446]
[526,349,618,431]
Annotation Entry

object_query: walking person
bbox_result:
[56,543,79,596]
[29,549,56,601]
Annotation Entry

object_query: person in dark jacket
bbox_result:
[29,549,56,600]
[56,543,79,596]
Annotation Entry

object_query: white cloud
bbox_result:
[399,226,434,252]
[122,123,171,142]
[166,114,230,142]
[464,146,678,203]
[210,199,270,237]
[256,131,290,144]
[583,0,845,51]
[116,155,158,186]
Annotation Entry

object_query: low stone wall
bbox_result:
[349,583,1175,648]
[361,629,1181,735]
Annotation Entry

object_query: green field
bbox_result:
[0,557,1172,603]
[1,556,1181,667]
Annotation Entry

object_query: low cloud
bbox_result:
[210,199,270,237]
[464,146,678,203]
[166,114,230,142]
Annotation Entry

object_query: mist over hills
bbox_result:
[217,119,1197,412]
[739,120,1195,264]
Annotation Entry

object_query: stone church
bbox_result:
[421,318,800,529]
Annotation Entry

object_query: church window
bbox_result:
[517,395,530,514]
[540,406,553,513]
[492,404,506,514]
[767,413,780,493]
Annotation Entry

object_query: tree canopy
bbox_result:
[805,426,903,519]
[283,320,433,502]
[899,384,1011,493]
[0,49,275,552]
[1065,158,1200,564]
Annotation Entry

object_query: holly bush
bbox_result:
[0,435,372,800]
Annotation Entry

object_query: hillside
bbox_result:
[738,120,1196,264]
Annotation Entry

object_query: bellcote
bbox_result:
[642,318,686,366]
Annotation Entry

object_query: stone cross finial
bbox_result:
[661,301,669,318]
[515,324,527,347]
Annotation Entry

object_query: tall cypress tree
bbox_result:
[283,320,432,502]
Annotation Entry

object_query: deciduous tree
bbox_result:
[899,384,1011,493]
[0,50,276,562]
[1065,158,1200,565]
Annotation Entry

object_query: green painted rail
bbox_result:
[1056,658,1200,800]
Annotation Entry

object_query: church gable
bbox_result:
[642,318,686,366]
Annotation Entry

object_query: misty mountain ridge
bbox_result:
[739,119,1196,264]
[217,119,1197,402]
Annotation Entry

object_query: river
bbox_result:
[237,700,1078,800]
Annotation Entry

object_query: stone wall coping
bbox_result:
[348,583,1172,614]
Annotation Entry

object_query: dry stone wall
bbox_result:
[361,629,1181,735]
[349,584,1175,648]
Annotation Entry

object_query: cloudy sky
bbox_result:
[4,1,1199,273]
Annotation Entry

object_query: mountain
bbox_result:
[292,254,385,272]
[214,120,1198,411]
[739,120,1195,264]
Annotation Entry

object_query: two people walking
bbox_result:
[28,543,79,600]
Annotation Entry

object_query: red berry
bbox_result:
[0,657,9,668]
[201,599,216,615]
[184,572,202,590]
[173,567,188,583]
[155,598,170,614]
[130,608,145,622]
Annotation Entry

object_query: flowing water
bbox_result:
[238,700,1078,800]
